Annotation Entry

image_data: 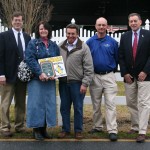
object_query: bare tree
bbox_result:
[0,0,54,34]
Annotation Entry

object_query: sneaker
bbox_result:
[109,133,118,141]
[88,128,103,134]
[136,134,146,143]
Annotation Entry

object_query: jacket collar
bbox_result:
[60,38,83,51]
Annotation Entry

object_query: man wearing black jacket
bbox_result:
[119,13,150,143]
[0,12,31,137]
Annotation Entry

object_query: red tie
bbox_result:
[133,32,138,61]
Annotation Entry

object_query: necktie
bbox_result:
[18,32,24,59]
[132,32,138,61]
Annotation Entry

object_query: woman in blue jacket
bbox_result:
[25,21,60,140]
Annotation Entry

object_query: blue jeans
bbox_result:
[59,81,85,132]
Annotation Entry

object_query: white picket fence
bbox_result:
[0,18,150,44]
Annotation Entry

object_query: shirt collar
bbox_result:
[94,33,107,41]
[132,28,140,36]
[12,28,23,34]
[66,38,78,46]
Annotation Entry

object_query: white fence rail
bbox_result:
[0,18,150,44]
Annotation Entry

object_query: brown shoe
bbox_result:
[0,130,13,137]
[58,132,70,138]
[136,134,146,143]
[128,129,138,134]
[75,132,83,140]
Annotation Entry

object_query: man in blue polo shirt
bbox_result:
[86,17,118,141]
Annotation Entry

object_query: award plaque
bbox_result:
[38,56,67,78]
[40,61,55,77]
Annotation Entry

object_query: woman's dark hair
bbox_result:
[35,21,52,39]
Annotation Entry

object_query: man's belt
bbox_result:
[95,70,113,75]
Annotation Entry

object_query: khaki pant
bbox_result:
[90,72,118,134]
[125,80,150,134]
[0,79,26,131]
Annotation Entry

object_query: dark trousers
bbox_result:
[59,81,85,132]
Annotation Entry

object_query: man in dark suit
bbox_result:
[0,11,31,137]
[119,13,150,143]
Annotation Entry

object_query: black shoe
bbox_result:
[40,127,53,139]
[88,129,103,134]
[33,128,44,141]
[109,133,118,141]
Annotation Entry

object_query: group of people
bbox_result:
[0,11,150,143]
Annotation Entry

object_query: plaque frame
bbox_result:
[38,56,67,78]
[40,61,55,77]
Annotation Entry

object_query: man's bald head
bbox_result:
[96,17,108,25]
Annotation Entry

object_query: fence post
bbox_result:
[71,18,75,24]
[145,19,150,30]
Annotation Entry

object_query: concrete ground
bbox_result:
[0,139,150,150]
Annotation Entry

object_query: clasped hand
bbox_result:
[39,73,55,81]
[124,71,147,84]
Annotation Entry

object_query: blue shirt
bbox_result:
[86,34,118,73]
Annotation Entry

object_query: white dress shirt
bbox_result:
[66,39,78,52]
[12,28,25,52]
